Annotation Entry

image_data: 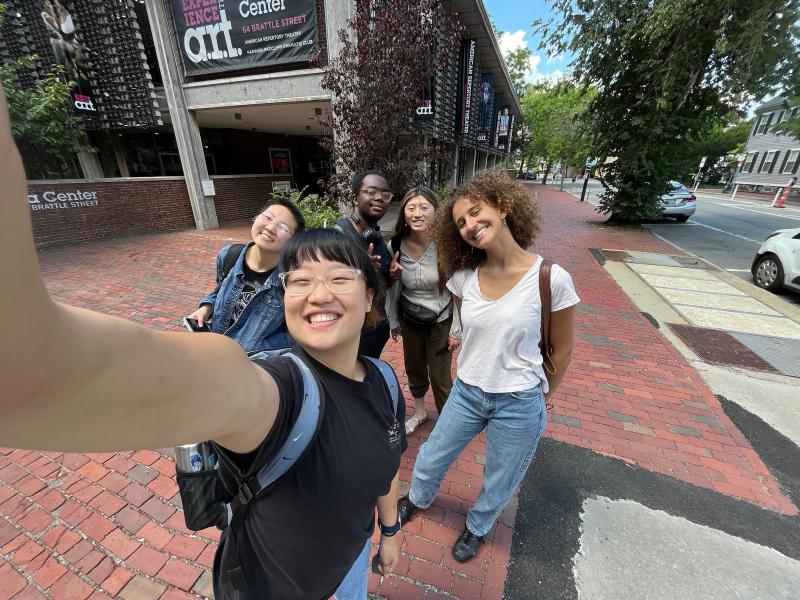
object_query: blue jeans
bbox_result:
[408,378,547,537]
[332,538,371,600]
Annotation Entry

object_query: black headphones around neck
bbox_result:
[350,211,384,246]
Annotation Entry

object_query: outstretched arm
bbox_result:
[0,90,277,456]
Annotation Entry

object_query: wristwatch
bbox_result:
[378,517,401,537]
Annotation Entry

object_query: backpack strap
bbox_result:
[220,243,246,282]
[210,244,246,298]
[363,356,399,415]
[227,351,324,518]
[539,259,556,378]
[223,350,324,591]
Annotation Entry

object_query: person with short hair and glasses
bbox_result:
[187,198,304,352]
[335,169,400,358]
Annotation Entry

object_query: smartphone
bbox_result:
[371,552,383,575]
[183,317,211,333]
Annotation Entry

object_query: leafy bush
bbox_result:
[270,187,341,229]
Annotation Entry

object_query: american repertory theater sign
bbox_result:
[169,0,318,77]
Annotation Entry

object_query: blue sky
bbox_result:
[483,0,572,84]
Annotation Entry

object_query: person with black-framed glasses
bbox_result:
[334,169,400,358]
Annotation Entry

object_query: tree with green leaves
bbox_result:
[0,3,91,178]
[519,81,594,184]
[773,99,800,139]
[319,0,462,202]
[679,119,751,184]
[537,0,800,222]
[503,46,533,99]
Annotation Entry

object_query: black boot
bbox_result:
[452,526,484,563]
[397,495,418,524]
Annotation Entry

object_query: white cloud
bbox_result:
[497,30,567,86]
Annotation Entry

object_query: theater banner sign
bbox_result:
[170,0,318,77]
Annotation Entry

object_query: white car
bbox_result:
[660,181,696,222]
[751,228,800,293]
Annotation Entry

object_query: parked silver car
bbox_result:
[660,181,696,222]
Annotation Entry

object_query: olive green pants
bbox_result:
[400,314,453,413]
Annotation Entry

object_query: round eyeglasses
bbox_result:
[359,187,393,202]
[279,268,363,296]
[256,211,294,235]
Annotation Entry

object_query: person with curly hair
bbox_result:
[397,170,580,562]
[385,186,461,435]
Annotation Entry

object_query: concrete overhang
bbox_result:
[451,0,522,121]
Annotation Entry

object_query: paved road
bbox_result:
[557,180,800,304]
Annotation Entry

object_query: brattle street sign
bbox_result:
[28,189,100,211]
[169,0,318,77]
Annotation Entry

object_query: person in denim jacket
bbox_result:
[188,199,305,353]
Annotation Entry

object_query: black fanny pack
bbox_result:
[399,296,451,326]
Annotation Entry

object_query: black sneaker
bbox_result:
[397,495,417,524]
[452,526,484,563]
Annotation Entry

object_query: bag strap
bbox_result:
[225,353,398,521]
[223,350,324,591]
[228,351,324,518]
[210,244,246,299]
[220,243,246,282]
[539,259,555,373]
[363,356,399,415]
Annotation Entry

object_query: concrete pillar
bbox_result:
[464,148,476,181]
[77,151,104,179]
[144,0,218,230]
[482,152,488,171]
[108,133,130,177]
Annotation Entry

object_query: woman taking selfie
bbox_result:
[385,186,460,435]
[397,170,579,563]
[187,198,305,352]
[0,91,404,600]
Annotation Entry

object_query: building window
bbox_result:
[742,151,758,173]
[756,112,775,135]
[782,149,800,175]
[759,150,779,173]
[753,115,763,135]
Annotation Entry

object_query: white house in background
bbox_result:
[732,96,799,197]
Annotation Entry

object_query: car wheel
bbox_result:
[675,215,690,222]
[752,254,784,292]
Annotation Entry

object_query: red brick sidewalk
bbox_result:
[1,184,795,600]
[531,183,795,516]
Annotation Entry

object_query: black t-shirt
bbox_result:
[229,262,275,327]
[212,348,407,600]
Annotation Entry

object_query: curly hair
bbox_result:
[432,170,539,280]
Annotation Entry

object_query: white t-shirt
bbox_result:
[446,256,580,394]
